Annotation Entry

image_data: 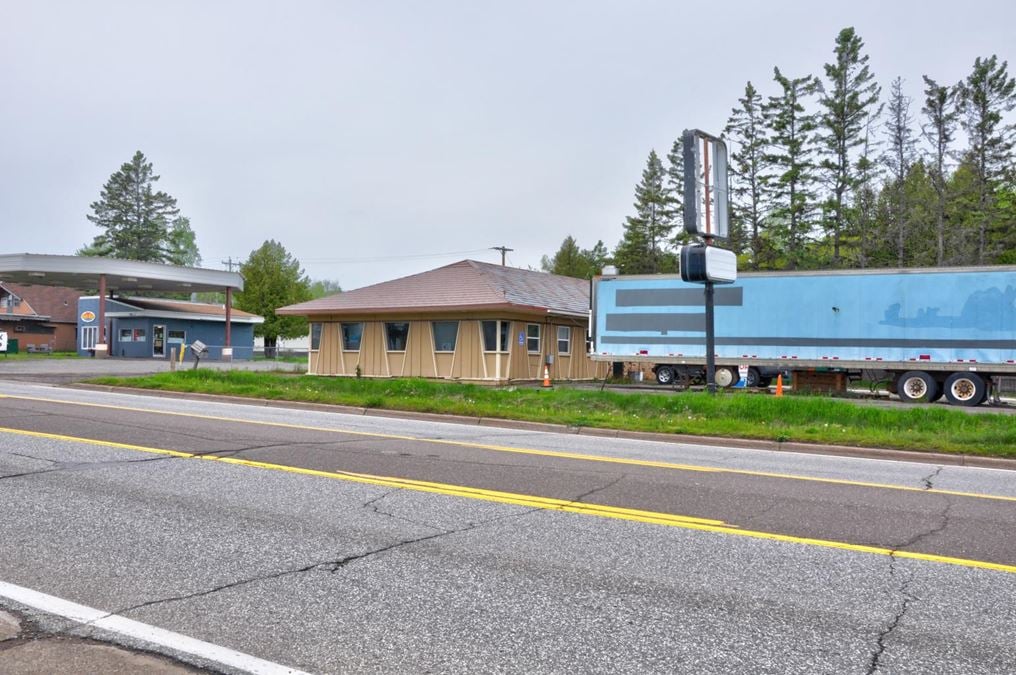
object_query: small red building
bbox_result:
[0,283,81,352]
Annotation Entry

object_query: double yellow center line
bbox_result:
[2,393,1015,575]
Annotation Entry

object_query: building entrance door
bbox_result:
[153,325,165,357]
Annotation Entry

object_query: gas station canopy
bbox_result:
[0,253,243,294]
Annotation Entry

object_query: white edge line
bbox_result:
[0,580,311,675]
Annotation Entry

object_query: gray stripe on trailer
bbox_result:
[599,335,1016,349]
[615,287,744,307]
[605,313,706,332]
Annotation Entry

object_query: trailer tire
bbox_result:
[745,367,761,388]
[897,371,939,403]
[655,366,676,385]
[943,372,986,407]
[714,367,738,388]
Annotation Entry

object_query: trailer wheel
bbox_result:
[655,366,676,385]
[896,371,939,403]
[943,372,986,407]
[745,367,761,388]
[714,367,738,388]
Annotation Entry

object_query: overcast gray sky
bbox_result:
[2,1,1014,290]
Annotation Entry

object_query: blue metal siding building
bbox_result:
[77,297,261,360]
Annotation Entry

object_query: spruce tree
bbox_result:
[541,236,590,278]
[883,77,917,267]
[663,139,689,247]
[818,27,881,266]
[920,76,959,265]
[613,151,675,274]
[854,115,883,268]
[82,151,183,263]
[725,81,769,267]
[957,55,1016,263]
[763,68,821,269]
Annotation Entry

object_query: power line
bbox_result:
[297,247,494,265]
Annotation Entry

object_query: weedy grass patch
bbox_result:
[88,370,1016,457]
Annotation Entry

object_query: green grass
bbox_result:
[87,370,1016,457]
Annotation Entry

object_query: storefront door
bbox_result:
[153,325,165,357]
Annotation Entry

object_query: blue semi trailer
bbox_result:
[589,266,1016,406]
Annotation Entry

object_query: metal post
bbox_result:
[704,235,716,394]
[704,280,716,394]
[224,287,232,348]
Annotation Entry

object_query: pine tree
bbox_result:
[82,151,183,263]
[613,151,676,274]
[920,76,960,265]
[763,68,821,269]
[725,81,769,268]
[541,236,590,278]
[854,113,883,268]
[663,138,689,247]
[818,27,881,266]
[957,55,1016,263]
[540,237,611,279]
[883,77,918,267]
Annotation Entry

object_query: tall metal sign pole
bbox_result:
[681,129,736,395]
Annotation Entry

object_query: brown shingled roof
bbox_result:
[278,260,590,317]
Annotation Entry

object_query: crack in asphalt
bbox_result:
[865,495,952,672]
[360,488,449,533]
[0,455,172,481]
[91,474,628,623]
[96,499,539,622]
[866,556,918,675]
[920,466,944,491]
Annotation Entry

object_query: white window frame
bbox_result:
[81,325,98,350]
[481,320,510,353]
[557,326,571,355]
[526,323,541,354]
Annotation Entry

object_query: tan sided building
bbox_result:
[278,260,609,382]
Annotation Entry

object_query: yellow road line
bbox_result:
[3,393,1016,505]
[3,424,1015,575]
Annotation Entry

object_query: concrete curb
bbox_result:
[70,383,1016,471]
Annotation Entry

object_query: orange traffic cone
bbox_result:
[543,364,552,388]
[775,374,784,397]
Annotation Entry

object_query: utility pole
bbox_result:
[491,246,513,266]
[221,256,239,272]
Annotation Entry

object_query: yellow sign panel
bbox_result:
[80,311,96,323]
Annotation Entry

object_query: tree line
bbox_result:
[543,27,1016,278]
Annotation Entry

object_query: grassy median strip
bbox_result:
[88,370,1016,457]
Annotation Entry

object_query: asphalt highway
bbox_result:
[1,380,1015,674]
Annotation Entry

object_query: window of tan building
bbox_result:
[342,322,363,351]
[310,322,322,350]
[432,321,458,352]
[526,324,541,353]
[385,322,409,351]
[481,320,509,352]
[557,326,571,354]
